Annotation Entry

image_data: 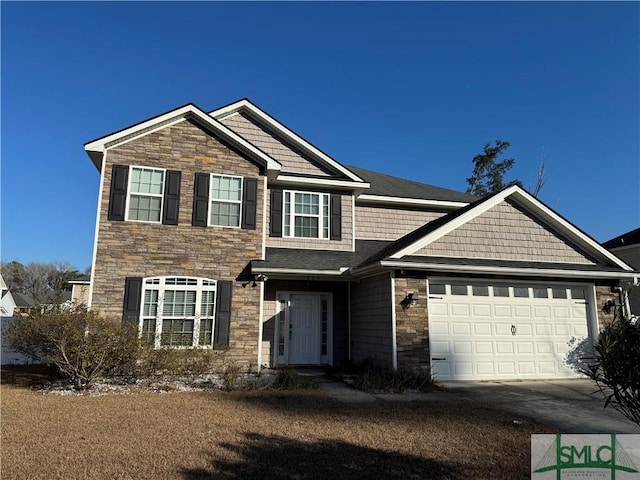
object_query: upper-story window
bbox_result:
[127,167,165,222]
[284,191,330,239]
[210,175,243,227]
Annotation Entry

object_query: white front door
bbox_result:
[288,294,321,364]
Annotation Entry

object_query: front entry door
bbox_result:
[288,294,320,364]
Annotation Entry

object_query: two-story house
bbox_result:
[84,99,637,381]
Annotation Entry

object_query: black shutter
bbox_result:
[241,178,258,230]
[270,189,283,237]
[123,277,143,326]
[162,170,181,225]
[192,173,210,227]
[330,193,342,241]
[108,165,129,221]
[214,280,232,346]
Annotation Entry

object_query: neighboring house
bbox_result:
[11,292,35,317]
[84,99,638,381]
[1,275,35,365]
[68,275,91,306]
[603,227,640,316]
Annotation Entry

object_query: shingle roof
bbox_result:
[252,240,392,273]
[12,292,35,308]
[347,165,477,203]
[603,227,640,249]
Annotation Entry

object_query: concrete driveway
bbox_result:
[442,379,640,434]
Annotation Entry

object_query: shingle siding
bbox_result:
[350,273,393,368]
[355,205,444,241]
[414,200,596,264]
[220,113,333,176]
[91,119,263,367]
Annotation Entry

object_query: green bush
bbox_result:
[3,305,139,390]
[134,346,225,378]
[584,316,640,426]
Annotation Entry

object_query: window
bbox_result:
[552,288,568,299]
[514,287,530,298]
[210,175,242,227]
[472,284,490,296]
[533,287,549,299]
[140,277,217,348]
[451,284,468,296]
[492,286,510,297]
[284,191,330,239]
[127,167,165,222]
[429,283,446,295]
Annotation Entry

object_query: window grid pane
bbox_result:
[294,217,319,238]
[210,175,242,227]
[161,319,194,346]
[199,319,213,346]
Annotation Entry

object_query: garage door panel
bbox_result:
[514,305,532,317]
[472,304,491,317]
[475,341,493,354]
[534,306,552,318]
[474,323,492,335]
[496,342,514,354]
[453,341,472,354]
[429,280,591,381]
[518,362,536,374]
[451,304,470,316]
[493,305,512,317]
[452,323,471,335]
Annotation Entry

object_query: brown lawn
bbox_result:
[1,372,556,480]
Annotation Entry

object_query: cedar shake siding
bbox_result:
[219,113,334,176]
[414,200,596,264]
[355,205,444,241]
[350,273,393,368]
[265,188,354,251]
[91,119,264,365]
[394,277,430,369]
[261,280,349,367]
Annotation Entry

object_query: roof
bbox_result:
[603,227,640,249]
[347,165,477,204]
[355,184,635,274]
[12,292,35,308]
[252,240,392,275]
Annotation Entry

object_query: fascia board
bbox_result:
[390,185,518,259]
[274,174,370,190]
[84,104,282,173]
[357,194,468,210]
[251,267,350,276]
[210,100,366,184]
[377,260,640,280]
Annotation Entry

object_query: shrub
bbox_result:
[3,305,139,389]
[351,360,437,393]
[583,315,640,426]
[134,346,225,378]
[271,367,317,390]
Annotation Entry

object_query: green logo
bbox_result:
[533,434,639,479]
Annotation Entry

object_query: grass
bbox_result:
[1,367,556,479]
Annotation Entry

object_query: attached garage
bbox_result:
[427,279,595,381]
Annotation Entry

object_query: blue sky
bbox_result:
[2,1,638,271]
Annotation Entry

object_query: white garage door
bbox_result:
[428,280,591,381]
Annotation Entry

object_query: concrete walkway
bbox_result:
[301,370,640,433]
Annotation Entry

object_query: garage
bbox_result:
[427,279,593,381]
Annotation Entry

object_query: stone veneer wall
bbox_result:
[91,119,264,366]
[349,273,393,368]
[394,277,430,369]
[595,285,622,330]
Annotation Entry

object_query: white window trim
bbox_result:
[140,276,217,349]
[125,165,166,224]
[209,174,243,228]
[283,190,330,240]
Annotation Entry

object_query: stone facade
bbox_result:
[91,119,264,366]
[394,277,429,369]
[595,285,622,330]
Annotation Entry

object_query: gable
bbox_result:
[219,112,338,177]
[411,199,596,264]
